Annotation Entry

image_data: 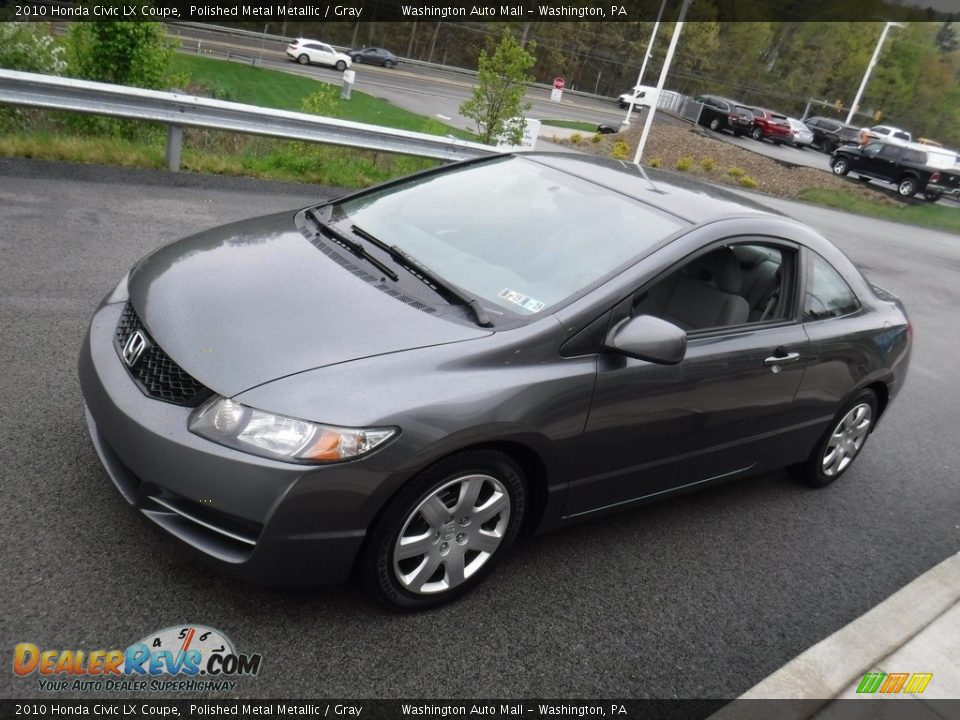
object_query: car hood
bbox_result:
[128,211,491,397]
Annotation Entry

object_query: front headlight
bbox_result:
[189,396,397,464]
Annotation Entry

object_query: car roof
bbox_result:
[519,153,778,225]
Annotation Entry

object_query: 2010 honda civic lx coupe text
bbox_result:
[79,153,911,609]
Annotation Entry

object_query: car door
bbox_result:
[863,143,900,178]
[564,239,810,518]
[308,43,336,66]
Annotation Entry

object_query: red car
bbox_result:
[749,108,792,143]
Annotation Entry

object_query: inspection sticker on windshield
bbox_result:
[499,289,546,313]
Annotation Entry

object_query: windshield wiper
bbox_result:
[351,224,493,328]
[304,209,399,282]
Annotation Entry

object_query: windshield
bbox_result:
[336,156,684,318]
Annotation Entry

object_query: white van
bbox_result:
[617,85,659,109]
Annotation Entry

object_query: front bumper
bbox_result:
[78,302,384,587]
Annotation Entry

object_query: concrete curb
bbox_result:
[711,552,960,718]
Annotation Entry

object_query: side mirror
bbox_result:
[605,315,687,365]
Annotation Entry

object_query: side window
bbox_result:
[878,144,902,161]
[633,243,795,332]
[804,253,860,321]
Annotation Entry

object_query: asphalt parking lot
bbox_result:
[1,158,958,700]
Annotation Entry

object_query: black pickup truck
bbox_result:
[830,141,960,200]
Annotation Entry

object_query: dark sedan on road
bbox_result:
[347,47,398,68]
[80,154,911,609]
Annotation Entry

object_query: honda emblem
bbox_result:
[122,330,149,368]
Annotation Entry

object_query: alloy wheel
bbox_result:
[821,402,873,477]
[833,159,848,175]
[392,474,510,595]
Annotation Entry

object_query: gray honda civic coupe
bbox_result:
[79,153,911,609]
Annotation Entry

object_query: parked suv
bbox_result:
[831,140,960,199]
[694,95,735,132]
[749,108,792,143]
[804,116,860,153]
[727,104,756,136]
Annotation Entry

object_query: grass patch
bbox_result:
[539,118,598,132]
[171,54,475,140]
[0,128,438,188]
[797,187,960,234]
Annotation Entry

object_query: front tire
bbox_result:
[384,60,396,69]
[297,54,309,65]
[796,389,877,488]
[831,157,850,176]
[751,126,764,141]
[335,60,347,71]
[898,176,919,198]
[363,449,526,609]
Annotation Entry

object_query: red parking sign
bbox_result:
[553,77,565,90]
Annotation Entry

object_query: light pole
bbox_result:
[845,21,904,125]
[633,0,691,164]
[623,0,668,127]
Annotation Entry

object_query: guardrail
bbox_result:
[0,69,498,170]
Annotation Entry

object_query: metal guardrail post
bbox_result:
[167,124,183,172]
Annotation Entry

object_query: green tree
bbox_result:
[67,21,174,89]
[460,32,537,145]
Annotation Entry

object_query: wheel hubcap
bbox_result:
[821,403,872,477]
[393,474,510,595]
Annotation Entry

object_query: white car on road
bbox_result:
[286,39,352,71]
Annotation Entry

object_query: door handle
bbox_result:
[764,351,800,367]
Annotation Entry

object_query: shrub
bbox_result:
[610,140,630,160]
[569,132,583,145]
[67,22,174,89]
[738,175,759,188]
[675,156,694,172]
[648,158,662,168]
[591,133,603,143]
[727,166,746,178]
[701,157,717,172]
[301,84,341,117]
[0,23,67,75]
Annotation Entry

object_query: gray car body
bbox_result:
[79,154,911,587]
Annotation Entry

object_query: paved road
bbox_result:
[1,158,958,700]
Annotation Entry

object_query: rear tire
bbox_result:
[708,117,722,131]
[297,54,309,65]
[795,389,877,488]
[362,449,526,610]
[897,176,919,198]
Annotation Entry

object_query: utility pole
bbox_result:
[633,0,691,164]
[623,0,668,127]
[846,21,904,125]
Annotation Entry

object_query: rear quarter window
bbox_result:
[804,254,861,321]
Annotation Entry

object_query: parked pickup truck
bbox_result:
[830,140,960,200]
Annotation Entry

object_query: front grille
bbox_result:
[114,303,211,407]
